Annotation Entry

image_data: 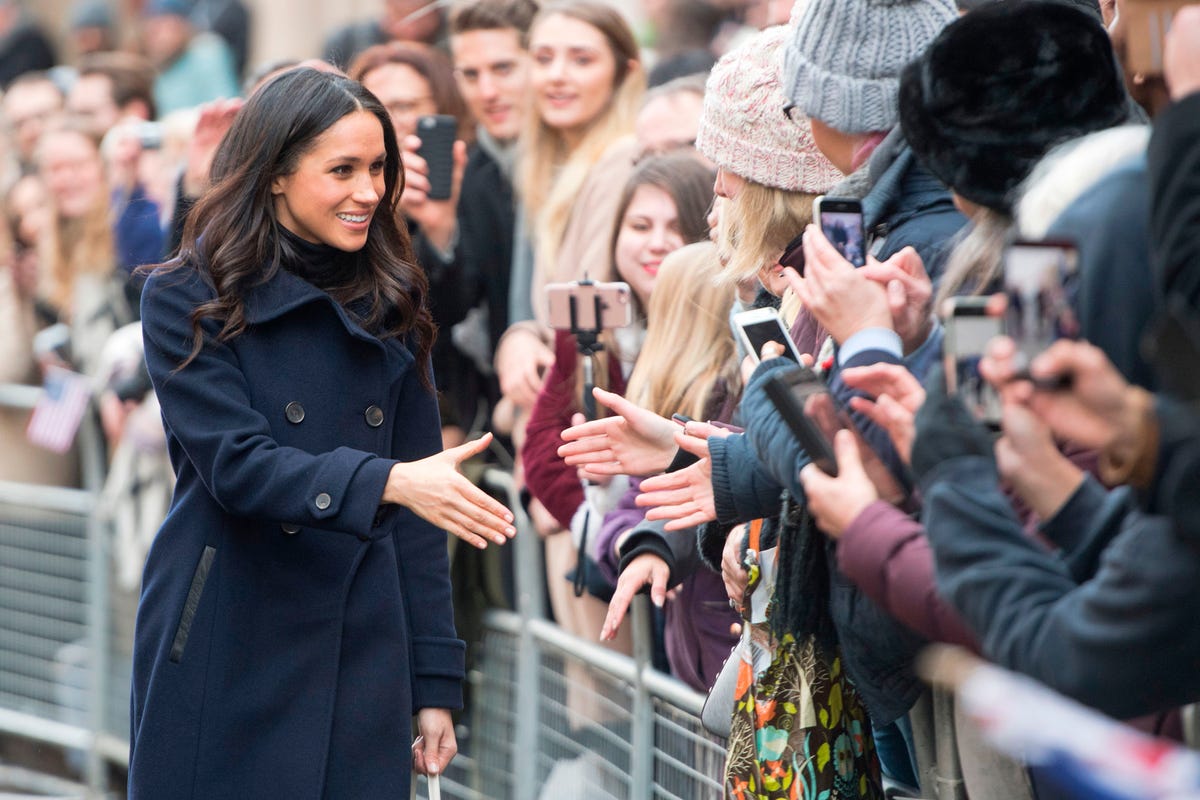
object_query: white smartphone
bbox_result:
[733,307,805,365]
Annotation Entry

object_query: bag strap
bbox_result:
[746,518,763,552]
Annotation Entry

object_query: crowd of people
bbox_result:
[1,0,1199,797]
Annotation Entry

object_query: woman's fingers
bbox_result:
[447,432,493,463]
[638,486,699,508]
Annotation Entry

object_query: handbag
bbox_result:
[700,519,765,738]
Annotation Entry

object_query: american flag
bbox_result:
[27,366,92,454]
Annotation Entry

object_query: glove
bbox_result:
[912,363,995,485]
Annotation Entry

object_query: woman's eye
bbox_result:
[370,160,385,174]
[573,56,594,67]
[534,52,553,65]
[332,165,352,176]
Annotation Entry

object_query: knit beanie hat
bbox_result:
[899,0,1131,213]
[782,0,956,134]
[695,26,842,194]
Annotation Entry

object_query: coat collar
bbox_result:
[242,264,384,349]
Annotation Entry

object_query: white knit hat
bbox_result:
[695,26,842,193]
[782,0,956,134]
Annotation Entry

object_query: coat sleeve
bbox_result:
[836,500,979,650]
[522,331,586,530]
[141,270,396,538]
[923,453,1200,718]
[390,357,466,711]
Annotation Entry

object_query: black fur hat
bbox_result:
[899,0,1131,212]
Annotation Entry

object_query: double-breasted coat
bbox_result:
[130,253,464,799]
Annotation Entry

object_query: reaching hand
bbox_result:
[995,400,1083,520]
[636,429,716,531]
[385,433,516,549]
[558,387,678,478]
[601,553,671,641]
[496,329,554,409]
[184,98,243,197]
[412,708,457,776]
[841,363,926,464]
[800,429,880,539]
[861,247,934,354]
[720,524,748,608]
[399,134,467,253]
[786,224,892,346]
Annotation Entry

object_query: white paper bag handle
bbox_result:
[428,773,441,800]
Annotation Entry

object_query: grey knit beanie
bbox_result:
[782,0,956,134]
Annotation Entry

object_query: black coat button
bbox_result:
[315,492,332,510]
[281,523,300,535]
[285,401,305,424]
[364,405,384,428]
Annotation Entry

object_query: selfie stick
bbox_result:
[568,278,605,421]
[568,278,605,598]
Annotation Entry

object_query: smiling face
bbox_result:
[529,13,619,145]
[38,129,105,220]
[271,110,387,252]
[451,27,529,142]
[614,184,684,308]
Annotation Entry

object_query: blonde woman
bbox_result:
[493,0,645,417]
[595,240,743,693]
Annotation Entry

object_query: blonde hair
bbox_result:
[518,1,645,272]
[718,179,816,284]
[36,128,115,316]
[934,206,1011,308]
[625,241,738,419]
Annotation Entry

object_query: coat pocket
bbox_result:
[170,545,216,663]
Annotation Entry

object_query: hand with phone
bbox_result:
[840,362,927,464]
[399,124,466,254]
[862,247,934,355]
[800,430,881,539]
[786,224,893,346]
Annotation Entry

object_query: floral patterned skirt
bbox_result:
[724,633,883,800]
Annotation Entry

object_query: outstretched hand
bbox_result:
[558,387,678,478]
[636,426,717,531]
[601,553,671,641]
[385,433,516,549]
[842,362,926,464]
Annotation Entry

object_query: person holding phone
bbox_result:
[349,42,482,447]
[129,68,514,799]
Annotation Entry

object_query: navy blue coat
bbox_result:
[130,259,464,799]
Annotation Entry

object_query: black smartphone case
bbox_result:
[763,368,839,476]
[416,115,456,200]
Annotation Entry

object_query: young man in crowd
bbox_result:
[67,52,158,139]
[2,72,62,176]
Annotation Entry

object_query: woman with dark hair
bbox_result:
[129,67,514,799]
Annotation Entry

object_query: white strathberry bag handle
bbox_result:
[428,774,442,800]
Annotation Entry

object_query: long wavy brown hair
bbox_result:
[169,67,436,386]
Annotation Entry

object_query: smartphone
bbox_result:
[671,413,693,426]
[1002,239,1081,365]
[733,307,805,365]
[942,297,1003,428]
[132,120,163,150]
[813,195,867,267]
[415,115,456,200]
[762,365,838,475]
[546,280,633,332]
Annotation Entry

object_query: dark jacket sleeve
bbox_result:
[390,351,466,711]
[923,453,1200,718]
[708,431,784,524]
[1148,90,1200,315]
[1147,395,1200,542]
[141,269,396,538]
[1038,475,1137,582]
[836,500,979,650]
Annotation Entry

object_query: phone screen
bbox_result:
[1003,242,1080,363]
[945,310,1003,426]
[741,318,798,363]
[820,210,866,267]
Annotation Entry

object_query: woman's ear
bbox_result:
[270,175,286,196]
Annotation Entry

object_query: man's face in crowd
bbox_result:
[450,27,529,142]
[142,13,191,68]
[67,74,122,137]
[3,80,63,165]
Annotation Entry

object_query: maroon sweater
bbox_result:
[523,330,627,530]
